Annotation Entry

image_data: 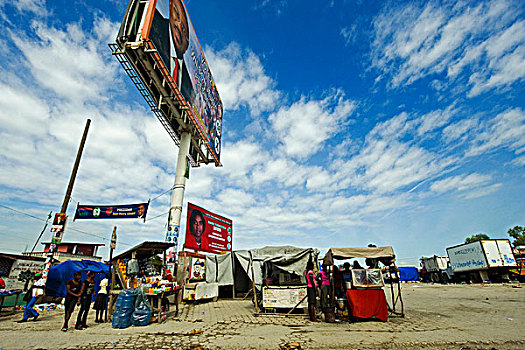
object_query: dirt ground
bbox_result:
[0,283,524,349]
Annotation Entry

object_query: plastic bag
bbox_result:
[126,259,139,276]
[112,289,137,329]
[131,286,152,326]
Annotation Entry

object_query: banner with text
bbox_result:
[74,203,149,221]
[184,202,232,254]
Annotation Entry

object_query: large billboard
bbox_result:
[185,203,232,254]
[140,0,222,160]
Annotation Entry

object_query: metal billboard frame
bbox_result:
[110,0,221,167]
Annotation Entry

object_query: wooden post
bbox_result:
[251,263,259,313]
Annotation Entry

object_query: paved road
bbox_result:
[1,284,524,349]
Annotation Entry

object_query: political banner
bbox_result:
[50,213,67,244]
[184,203,232,254]
[74,203,149,221]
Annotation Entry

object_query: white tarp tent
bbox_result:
[204,246,319,291]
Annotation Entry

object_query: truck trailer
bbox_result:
[446,239,517,283]
[420,255,454,283]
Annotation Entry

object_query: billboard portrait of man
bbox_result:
[186,209,207,251]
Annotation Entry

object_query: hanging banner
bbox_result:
[184,203,232,254]
[50,213,67,244]
[74,203,149,221]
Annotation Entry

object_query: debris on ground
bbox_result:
[187,329,204,335]
[280,341,301,350]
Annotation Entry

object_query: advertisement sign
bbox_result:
[74,203,149,221]
[144,0,223,160]
[184,203,232,254]
[50,213,67,244]
[5,259,45,290]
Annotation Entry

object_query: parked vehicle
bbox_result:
[446,239,517,283]
[419,256,454,283]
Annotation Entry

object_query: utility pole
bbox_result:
[42,119,91,280]
[165,131,191,268]
[106,226,117,322]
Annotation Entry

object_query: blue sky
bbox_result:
[0,0,524,265]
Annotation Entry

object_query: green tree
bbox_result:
[507,226,525,246]
[465,233,490,243]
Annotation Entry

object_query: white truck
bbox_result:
[420,256,454,283]
[446,239,517,283]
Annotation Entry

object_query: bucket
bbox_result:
[323,307,336,323]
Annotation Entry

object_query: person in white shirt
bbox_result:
[93,274,109,323]
[17,273,45,322]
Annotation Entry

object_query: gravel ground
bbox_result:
[0,283,524,349]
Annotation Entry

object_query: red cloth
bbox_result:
[0,278,5,289]
[346,289,388,322]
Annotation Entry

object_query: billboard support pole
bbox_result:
[166,130,192,267]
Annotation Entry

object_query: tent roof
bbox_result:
[113,241,174,261]
[323,246,395,265]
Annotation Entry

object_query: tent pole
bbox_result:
[251,263,259,314]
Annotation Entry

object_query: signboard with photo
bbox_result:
[184,203,232,254]
[74,203,149,221]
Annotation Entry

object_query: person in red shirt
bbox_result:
[186,210,207,251]
[0,270,6,289]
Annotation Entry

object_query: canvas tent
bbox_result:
[204,246,319,293]
[323,246,404,317]
[323,246,395,265]
[205,253,234,286]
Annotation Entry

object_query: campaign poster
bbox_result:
[74,203,149,221]
[184,203,232,254]
[50,213,67,244]
[144,0,223,159]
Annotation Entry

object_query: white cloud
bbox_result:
[371,0,525,96]
[205,43,280,116]
[467,108,525,156]
[0,0,46,15]
[10,20,119,102]
[268,91,356,160]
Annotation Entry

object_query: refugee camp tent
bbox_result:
[45,260,110,299]
[398,267,419,282]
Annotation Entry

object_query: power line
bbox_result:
[149,186,174,202]
[146,211,169,222]
[0,204,133,247]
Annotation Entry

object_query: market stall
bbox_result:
[109,241,179,323]
[323,246,404,320]
[234,246,319,314]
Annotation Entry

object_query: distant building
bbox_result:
[23,242,104,262]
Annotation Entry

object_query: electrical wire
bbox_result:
[149,186,174,202]
[0,204,134,247]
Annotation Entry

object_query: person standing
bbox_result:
[317,264,331,311]
[61,271,82,331]
[93,273,109,323]
[17,273,45,322]
[304,261,318,322]
[75,271,95,330]
[0,270,6,289]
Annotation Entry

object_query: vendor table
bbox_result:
[0,290,22,315]
[109,288,180,323]
[345,289,388,322]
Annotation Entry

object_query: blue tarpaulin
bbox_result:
[398,266,419,281]
[45,260,110,299]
